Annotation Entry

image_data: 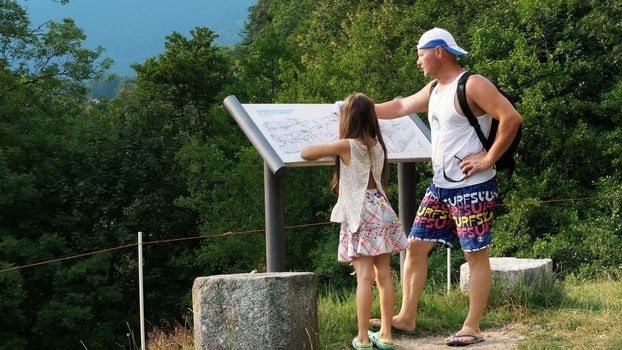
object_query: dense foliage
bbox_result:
[1,0,620,348]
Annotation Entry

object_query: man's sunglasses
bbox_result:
[443,155,469,183]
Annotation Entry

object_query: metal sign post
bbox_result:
[397,162,417,284]
[225,96,286,272]
[264,162,285,272]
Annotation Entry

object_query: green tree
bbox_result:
[132,27,231,133]
[0,1,123,348]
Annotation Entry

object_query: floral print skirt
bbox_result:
[338,189,409,263]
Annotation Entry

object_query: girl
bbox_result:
[301,93,408,350]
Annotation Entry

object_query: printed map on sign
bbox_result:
[263,113,339,154]
[243,104,431,166]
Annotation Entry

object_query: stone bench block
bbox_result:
[460,257,553,294]
[192,272,318,350]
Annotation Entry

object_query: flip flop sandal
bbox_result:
[351,337,373,350]
[368,330,395,350]
[445,333,484,346]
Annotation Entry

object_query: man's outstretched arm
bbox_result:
[374,81,435,119]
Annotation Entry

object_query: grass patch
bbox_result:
[515,277,622,350]
[318,275,622,350]
[147,321,194,350]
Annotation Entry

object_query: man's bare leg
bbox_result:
[445,248,491,343]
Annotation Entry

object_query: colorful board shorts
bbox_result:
[338,189,409,262]
[410,178,498,252]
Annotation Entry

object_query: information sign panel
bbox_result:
[243,103,431,166]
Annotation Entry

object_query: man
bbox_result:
[370,28,523,346]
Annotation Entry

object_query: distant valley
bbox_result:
[18,0,256,76]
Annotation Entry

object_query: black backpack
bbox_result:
[430,72,522,176]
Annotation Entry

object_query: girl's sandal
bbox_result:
[368,330,395,350]
[351,337,373,350]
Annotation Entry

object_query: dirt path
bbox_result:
[394,324,527,349]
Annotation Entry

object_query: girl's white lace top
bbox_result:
[330,139,386,232]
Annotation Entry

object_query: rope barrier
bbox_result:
[495,194,622,207]
[0,221,335,274]
[0,194,619,274]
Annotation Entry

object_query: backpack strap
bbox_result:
[456,71,492,150]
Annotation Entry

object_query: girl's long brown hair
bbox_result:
[331,93,389,195]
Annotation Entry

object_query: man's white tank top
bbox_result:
[428,72,496,189]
